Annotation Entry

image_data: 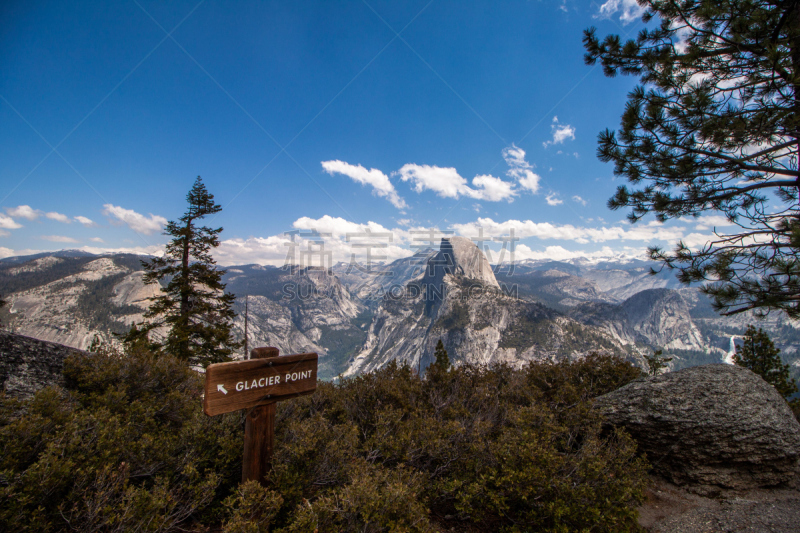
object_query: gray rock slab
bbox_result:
[0,331,84,398]
[595,364,800,489]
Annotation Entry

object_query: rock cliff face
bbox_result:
[427,237,499,289]
[332,249,437,306]
[595,364,800,490]
[621,289,705,351]
[1,255,158,349]
[0,331,84,398]
[569,289,706,359]
[225,265,366,379]
[4,249,800,380]
[345,238,636,376]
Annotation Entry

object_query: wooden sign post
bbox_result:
[204,347,318,485]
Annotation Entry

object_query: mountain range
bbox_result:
[1,241,799,380]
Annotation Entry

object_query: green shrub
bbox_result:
[0,343,242,532]
[0,348,647,532]
[222,481,283,533]
[284,460,433,533]
[272,353,648,532]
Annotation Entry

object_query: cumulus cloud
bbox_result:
[545,193,563,206]
[502,144,541,193]
[102,204,167,235]
[321,160,407,209]
[75,216,97,227]
[201,212,698,268]
[543,117,575,148]
[292,215,393,238]
[89,237,104,243]
[596,0,645,24]
[0,214,23,229]
[395,164,516,202]
[6,205,40,221]
[216,215,415,267]
[45,212,70,223]
[681,232,715,249]
[572,195,588,206]
[396,164,470,199]
[0,244,163,260]
[693,215,734,231]
[451,217,685,245]
[40,235,78,243]
[512,244,644,262]
[471,174,517,202]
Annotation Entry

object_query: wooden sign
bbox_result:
[204,351,318,416]
[204,347,318,485]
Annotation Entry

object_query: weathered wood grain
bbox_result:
[241,347,278,486]
[242,401,274,485]
[203,351,318,416]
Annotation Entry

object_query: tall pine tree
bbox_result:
[585,1,800,317]
[734,325,798,399]
[125,177,239,366]
[433,339,450,370]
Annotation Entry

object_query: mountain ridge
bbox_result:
[2,247,799,379]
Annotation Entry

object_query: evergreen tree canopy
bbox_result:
[584,1,800,317]
[126,177,239,366]
[644,348,673,376]
[734,325,797,398]
[433,339,450,370]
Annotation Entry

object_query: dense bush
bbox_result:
[0,343,243,532]
[1,348,648,532]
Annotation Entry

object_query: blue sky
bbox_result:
[0,0,729,266]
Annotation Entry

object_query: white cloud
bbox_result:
[102,204,167,235]
[471,174,516,202]
[681,232,715,249]
[395,164,515,202]
[189,212,700,268]
[89,237,104,243]
[75,216,97,227]
[0,214,23,229]
[451,217,685,245]
[693,215,734,231]
[292,215,395,238]
[511,244,644,262]
[502,144,541,193]
[572,195,588,206]
[40,235,78,243]
[45,212,71,223]
[6,205,40,221]
[216,215,415,267]
[545,193,563,206]
[543,117,575,148]
[321,160,407,209]
[396,164,471,199]
[596,0,645,24]
[0,244,163,260]
[395,218,413,227]
[0,230,8,237]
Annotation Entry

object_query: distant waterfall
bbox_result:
[723,336,739,365]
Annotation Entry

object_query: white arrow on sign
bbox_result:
[217,384,228,395]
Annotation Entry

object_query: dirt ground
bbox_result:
[638,476,800,533]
